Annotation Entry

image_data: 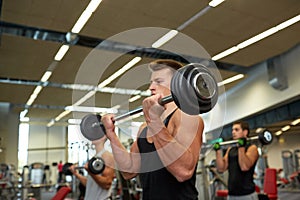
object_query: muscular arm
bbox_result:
[87,153,115,190]
[238,144,259,171]
[69,165,88,186]
[102,115,141,180]
[150,111,203,182]
[215,148,229,173]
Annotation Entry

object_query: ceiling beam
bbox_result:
[0,21,248,73]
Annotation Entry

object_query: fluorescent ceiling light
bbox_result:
[97,57,142,88]
[71,11,92,34]
[212,14,300,60]
[128,95,141,103]
[33,86,43,96]
[20,117,30,122]
[275,130,282,136]
[217,74,244,86]
[281,125,290,132]
[237,27,278,49]
[277,14,300,30]
[71,0,103,33]
[47,120,55,127]
[255,128,264,133]
[152,30,178,48]
[140,90,151,96]
[86,0,103,13]
[65,106,118,114]
[26,96,35,106]
[291,118,300,126]
[209,0,225,7]
[20,109,28,118]
[212,46,239,61]
[54,45,70,61]
[54,110,71,121]
[73,91,96,106]
[68,118,82,124]
[41,71,52,82]
[100,87,142,96]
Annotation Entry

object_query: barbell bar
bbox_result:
[215,130,273,149]
[80,63,218,141]
[62,156,105,175]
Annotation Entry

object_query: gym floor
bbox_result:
[36,188,300,200]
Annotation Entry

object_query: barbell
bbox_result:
[80,63,218,141]
[212,130,273,150]
[62,156,105,175]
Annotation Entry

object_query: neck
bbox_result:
[161,102,177,120]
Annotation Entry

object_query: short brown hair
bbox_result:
[148,59,183,73]
[233,121,250,137]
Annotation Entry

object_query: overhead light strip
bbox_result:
[291,118,300,126]
[152,30,178,48]
[217,74,244,86]
[275,130,282,136]
[54,45,70,61]
[97,57,142,88]
[41,71,52,82]
[49,57,142,126]
[209,0,226,8]
[281,125,291,132]
[212,14,300,61]
[128,95,141,103]
[71,0,103,33]
[65,105,118,114]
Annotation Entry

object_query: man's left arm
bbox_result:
[238,144,259,171]
[86,153,115,190]
[151,112,203,182]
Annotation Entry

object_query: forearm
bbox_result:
[73,173,87,187]
[108,131,138,173]
[215,150,226,172]
[238,147,253,171]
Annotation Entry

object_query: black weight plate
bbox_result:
[171,63,218,115]
[259,130,273,145]
[80,114,105,141]
[88,157,105,174]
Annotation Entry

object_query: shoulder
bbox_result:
[172,109,204,127]
[247,144,258,152]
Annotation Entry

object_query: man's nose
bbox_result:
[149,82,156,90]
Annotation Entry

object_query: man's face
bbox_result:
[232,123,247,139]
[149,68,173,97]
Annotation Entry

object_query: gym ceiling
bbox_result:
[0,0,299,135]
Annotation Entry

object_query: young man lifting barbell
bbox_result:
[101,59,207,200]
[214,121,259,200]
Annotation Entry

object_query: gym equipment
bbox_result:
[80,63,218,141]
[213,130,273,150]
[62,157,105,175]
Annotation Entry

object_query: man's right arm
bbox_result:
[101,114,141,179]
[215,148,229,173]
[69,165,87,186]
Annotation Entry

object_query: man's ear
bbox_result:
[242,129,248,137]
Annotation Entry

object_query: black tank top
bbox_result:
[137,110,198,200]
[228,144,257,195]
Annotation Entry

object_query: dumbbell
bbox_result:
[80,63,219,141]
[213,130,273,149]
[62,157,105,175]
